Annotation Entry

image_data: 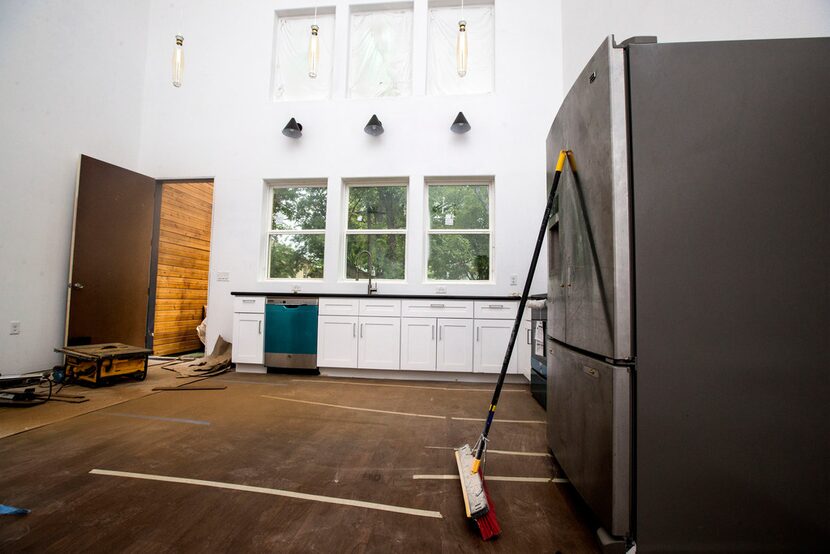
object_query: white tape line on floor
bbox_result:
[450,417,546,424]
[261,395,446,419]
[90,469,443,519]
[424,446,552,457]
[412,474,568,483]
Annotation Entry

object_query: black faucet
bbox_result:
[355,250,378,295]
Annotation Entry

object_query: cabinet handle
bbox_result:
[527,328,532,344]
[476,327,480,341]
[353,323,356,337]
[243,299,255,303]
[488,304,506,309]
[439,325,443,341]
[430,303,445,308]
[360,323,364,338]
[432,325,435,340]
[258,320,262,334]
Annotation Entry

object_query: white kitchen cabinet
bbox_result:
[474,319,518,374]
[517,309,533,379]
[232,312,265,364]
[358,316,401,370]
[437,319,474,372]
[400,318,436,370]
[317,315,359,368]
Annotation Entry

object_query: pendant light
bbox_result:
[456,1,467,77]
[172,34,184,87]
[308,8,320,79]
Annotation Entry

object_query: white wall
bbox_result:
[0,0,150,374]
[562,0,830,92]
[137,0,564,352]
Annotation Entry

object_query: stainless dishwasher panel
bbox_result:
[547,340,631,537]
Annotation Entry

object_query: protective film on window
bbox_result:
[348,8,414,98]
[273,12,335,101]
[427,4,494,96]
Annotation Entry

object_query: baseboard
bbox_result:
[318,367,530,384]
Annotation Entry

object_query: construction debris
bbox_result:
[161,336,232,379]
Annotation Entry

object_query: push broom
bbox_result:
[455,149,570,540]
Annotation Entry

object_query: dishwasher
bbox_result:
[264,297,318,370]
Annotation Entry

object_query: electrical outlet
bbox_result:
[510,274,518,286]
[9,321,20,335]
[216,271,230,282]
[436,286,447,294]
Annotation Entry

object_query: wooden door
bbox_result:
[150,181,213,355]
[66,155,157,347]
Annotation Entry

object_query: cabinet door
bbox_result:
[437,319,474,372]
[474,320,519,373]
[317,316,358,368]
[358,317,401,370]
[232,313,264,364]
[400,318,436,371]
[517,316,533,379]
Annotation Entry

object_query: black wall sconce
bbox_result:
[451,112,471,134]
[364,114,384,136]
[282,118,303,138]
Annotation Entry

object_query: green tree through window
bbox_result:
[427,183,491,280]
[345,184,407,280]
[268,185,327,278]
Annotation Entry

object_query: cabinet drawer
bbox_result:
[233,296,265,314]
[319,297,359,316]
[401,300,473,318]
[474,300,518,320]
[359,298,401,317]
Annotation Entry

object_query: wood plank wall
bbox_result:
[152,182,214,355]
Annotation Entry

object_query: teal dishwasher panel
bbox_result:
[265,303,318,355]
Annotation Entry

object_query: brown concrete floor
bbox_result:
[0,360,202,439]
[0,372,599,553]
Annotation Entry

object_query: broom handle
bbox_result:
[474,150,568,467]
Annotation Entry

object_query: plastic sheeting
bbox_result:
[348,9,413,98]
[427,5,494,96]
[273,13,335,101]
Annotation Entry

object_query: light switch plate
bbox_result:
[216,271,230,282]
[9,321,20,335]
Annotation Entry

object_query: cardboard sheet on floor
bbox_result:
[163,337,232,378]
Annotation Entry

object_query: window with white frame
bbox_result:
[272,10,335,101]
[427,2,494,96]
[344,182,407,280]
[348,5,413,98]
[266,184,327,279]
[426,181,492,281]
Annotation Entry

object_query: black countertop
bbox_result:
[231,291,546,301]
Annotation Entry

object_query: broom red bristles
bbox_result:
[473,472,501,540]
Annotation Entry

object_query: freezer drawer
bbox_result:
[547,341,631,537]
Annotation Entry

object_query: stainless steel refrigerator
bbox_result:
[546,36,829,551]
